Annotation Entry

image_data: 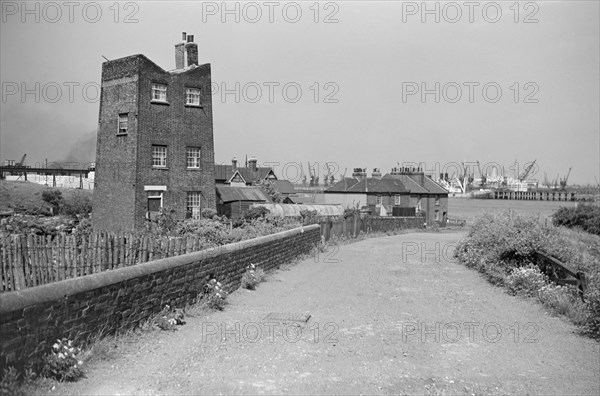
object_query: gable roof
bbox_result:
[216,185,272,203]
[214,164,275,184]
[421,176,449,194]
[324,178,361,193]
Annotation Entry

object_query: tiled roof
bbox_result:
[216,185,272,203]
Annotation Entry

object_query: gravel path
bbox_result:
[48,231,599,395]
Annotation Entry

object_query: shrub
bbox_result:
[506,265,548,297]
[41,190,63,215]
[201,208,218,219]
[537,284,586,322]
[552,204,600,236]
[61,192,92,218]
[42,339,84,382]
[241,263,265,290]
[241,206,270,222]
[205,279,228,310]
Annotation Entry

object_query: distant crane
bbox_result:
[559,167,572,190]
[16,154,26,166]
[476,161,487,188]
[519,159,537,182]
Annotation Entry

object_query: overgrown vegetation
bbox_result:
[552,203,600,236]
[455,210,600,338]
[241,263,265,290]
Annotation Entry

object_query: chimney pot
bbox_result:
[182,32,187,41]
[187,35,194,43]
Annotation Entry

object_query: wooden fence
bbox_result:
[0,233,212,292]
[535,251,588,300]
[316,215,425,242]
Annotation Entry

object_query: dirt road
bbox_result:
[49,231,599,395]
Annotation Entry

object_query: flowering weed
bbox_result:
[42,339,84,382]
[205,279,228,310]
[241,263,265,290]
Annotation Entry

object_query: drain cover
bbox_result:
[263,312,311,323]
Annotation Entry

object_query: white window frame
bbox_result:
[376,195,383,205]
[152,145,167,168]
[147,191,164,213]
[186,147,201,169]
[187,192,201,219]
[118,113,128,134]
[186,88,201,106]
[152,83,167,102]
[435,196,440,206]
[394,194,401,205]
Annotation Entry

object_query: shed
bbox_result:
[216,185,272,219]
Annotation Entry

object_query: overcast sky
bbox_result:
[1,1,598,185]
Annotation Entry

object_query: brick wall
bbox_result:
[362,216,425,232]
[0,225,320,372]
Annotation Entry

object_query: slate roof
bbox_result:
[270,180,295,195]
[383,174,429,194]
[214,164,275,184]
[216,185,272,203]
[325,177,408,194]
[326,174,448,196]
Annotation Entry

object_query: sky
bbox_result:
[1,0,599,185]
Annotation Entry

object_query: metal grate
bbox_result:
[263,312,311,323]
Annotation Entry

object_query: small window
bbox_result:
[147,191,163,213]
[152,145,167,168]
[186,147,201,169]
[118,113,128,134]
[152,83,167,102]
[376,195,383,205]
[187,192,201,219]
[435,196,440,206]
[394,194,401,205]
[186,88,201,105]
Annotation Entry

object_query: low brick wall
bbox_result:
[0,225,320,371]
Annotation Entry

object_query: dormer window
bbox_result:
[152,83,167,102]
[186,88,201,106]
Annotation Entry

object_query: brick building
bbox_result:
[323,167,449,223]
[92,33,216,232]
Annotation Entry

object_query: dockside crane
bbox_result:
[559,167,572,190]
[519,159,537,182]
[476,161,487,188]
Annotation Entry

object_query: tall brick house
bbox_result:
[92,33,216,232]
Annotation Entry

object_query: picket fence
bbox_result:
[0,233,211,292]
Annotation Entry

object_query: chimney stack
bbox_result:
[175,32,198,69]
[248,157,257,172]
[372,168,382,179]
[232,157,237,170]
[352,167,367,181]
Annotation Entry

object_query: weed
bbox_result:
[241,263,265,290]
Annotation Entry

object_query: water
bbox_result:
[448,197,577,223]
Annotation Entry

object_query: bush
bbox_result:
[506,265,548,297]
[62,192,92,218]
[456,210,600,339]
[538,284,586,322]
[201,208,218,219]
[552,204,600,236]
[41,190,63,215]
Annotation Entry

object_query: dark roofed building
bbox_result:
[216,185,272,219]
[215,157,276,186]
[324,167,449,222]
